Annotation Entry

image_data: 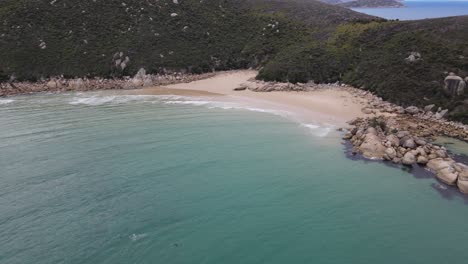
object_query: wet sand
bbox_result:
[136,70,371,127]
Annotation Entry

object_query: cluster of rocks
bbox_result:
[363,102,467,141]
[444,73,466,97]
[234,79,353,92]
[0,69,216,97]
[344,116,468,193]
[334,82,468,141]
[234,80,313,92]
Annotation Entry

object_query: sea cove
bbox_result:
[1,92,468,264]
[2,0,468,263]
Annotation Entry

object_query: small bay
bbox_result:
[1,92,468,264]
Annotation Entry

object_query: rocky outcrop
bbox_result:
[68,78,86,90]
[128,68,154,88]
[0,71,216,97]
[427,158,458,185]
[456,163,468,193]
[405,52,421,62]
[345,114,468,194]
[405,106,419,115]
[424,104,435,112]
[359,133,387,159]
[402,152,416,165]
[241,81,313,92]
[444,73,465,97]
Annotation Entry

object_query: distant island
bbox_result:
[321,0,405,8]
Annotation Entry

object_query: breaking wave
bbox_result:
[68,94,332,137]
[0,99,14,105]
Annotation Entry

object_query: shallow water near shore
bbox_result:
[434,136,468,157]
[2,91,468,264]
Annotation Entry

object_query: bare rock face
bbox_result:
[359,133,387,159]
[143,75,153,87]
[424,104,435,112]
[417,155,428,164]
[455,163,468,193]
[427,158,458,185]
[69,78,85,90]
[444,73,465,97]
[401,137,416,148]
[386,134,400,147]
[384,147,397,160]
[434,109,448,120]
[112,52,130,72]
[130,68,153,88]
[405,52,421,62]
[46,80,58,89]
[240,82,260,91]
[405,106,419,114]
[402,152,416,165]
[396,131,410,138]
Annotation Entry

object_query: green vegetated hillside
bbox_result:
[257,16,468,123]
[0,0,372,80]
[0,0,467,122]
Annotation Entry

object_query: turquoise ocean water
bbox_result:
[1,92,468,264]
[353,1,468,20]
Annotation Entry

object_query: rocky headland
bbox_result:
[0,69,215,97]
[340,80,468,194]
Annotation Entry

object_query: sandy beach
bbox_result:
[133,70,371,127]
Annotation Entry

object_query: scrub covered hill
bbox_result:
[0,0,372,80]
[258,15,468,122]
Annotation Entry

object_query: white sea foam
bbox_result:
[69,95,163,105]
[164,100,212,106]
[161,97,290,117]
[69,94,198,106]
[0,99,14,105]
[129,233,148,241]
[69,93,289,117]
[302,123,333,137]
[68,93,331,137]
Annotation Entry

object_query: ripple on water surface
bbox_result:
[1,92,468,264]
